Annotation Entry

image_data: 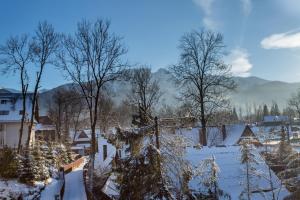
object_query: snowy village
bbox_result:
[0,1,300,200]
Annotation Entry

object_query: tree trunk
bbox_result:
[17,87,27,153]
[200,93,207,146]
[246,162,251,200]
[27,70,43,147]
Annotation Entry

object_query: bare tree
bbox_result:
[47,88,83,142]
[57,19,127,190]
[27,21,60,147]
[0,35,32,152]
[97,90,115,133]
[288,89,300,118]
[170,30,235,146]
[129,67,161,126]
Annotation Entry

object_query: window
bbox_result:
[0,110,9,115]
[103,145,107,161]
[0,100,8,104]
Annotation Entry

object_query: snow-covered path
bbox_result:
[63,163,87,200]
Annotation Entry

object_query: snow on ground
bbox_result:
[294,146,300,152]
[101,174,119,199]
[186,146,290,200]
[40,178,63,200]
[0,180,44,200]
[63,161,87,200]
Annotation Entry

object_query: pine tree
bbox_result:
[263,104,269,116]
[45,143,58,169]
[19,150,36,184]
[232,107,239,122]
[270,101,280,116]
[195,156,230,199]
[277,127,293,162]
[240,140,258,200]
[32,143,50,181]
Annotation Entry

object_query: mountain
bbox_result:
[3,68,299,113]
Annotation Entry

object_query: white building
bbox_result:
[0,88,35,148]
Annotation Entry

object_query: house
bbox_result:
[263,115,289,126]
[71,130,91,155]
[35,116,56,142]
[236,125,262,146]
[0,88,35,148]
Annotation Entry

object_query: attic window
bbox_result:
[0,110,9,115]
[0,100,8,104]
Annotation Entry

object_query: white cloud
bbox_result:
[203,17,217,30]
[240,0,252,16]
[192,0,217,30]
[193,0,214,15]
[261,30,300,49]
[226,48,252,77]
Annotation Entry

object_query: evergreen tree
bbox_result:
[19,150,36,184]
[263,104,269,116]
[45,143,58,168]
[58,144,72,165]
[276,127,293,163]
[240,140,259,200]
[195,156,231,199]
[232,107,239,122]
[32,143,50,181]
[270,101,280,116]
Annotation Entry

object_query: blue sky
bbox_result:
[1,0,300,90]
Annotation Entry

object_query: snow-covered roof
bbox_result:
[173,124,247,147]
[222,124,245,145]
[35,124,56,131]
[263,115,289,123]
[186,146,290,200]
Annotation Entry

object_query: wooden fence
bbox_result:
[63,157,85,173]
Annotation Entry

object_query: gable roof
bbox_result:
[222,124,245,145]
[237,125,262,146]
[78,130,89,139]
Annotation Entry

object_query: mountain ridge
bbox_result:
[2,68,299,112]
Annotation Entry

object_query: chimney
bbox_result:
[222,125,226,141]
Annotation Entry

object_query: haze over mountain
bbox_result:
[31,68,300,115]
